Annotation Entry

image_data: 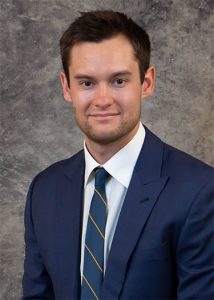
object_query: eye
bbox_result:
[79,80,94,88]
[113,78,127,87]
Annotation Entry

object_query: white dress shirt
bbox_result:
[80,122,145,279]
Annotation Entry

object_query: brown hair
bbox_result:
[60,10,151,84]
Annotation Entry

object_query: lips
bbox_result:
[89,112,120,117]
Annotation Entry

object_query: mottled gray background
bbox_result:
[0,0,213,298]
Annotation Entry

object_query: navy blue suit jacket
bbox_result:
[22,127,214,299]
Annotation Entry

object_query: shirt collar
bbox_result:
[84,122,145,188]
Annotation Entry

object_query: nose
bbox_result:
[94,83,113,108]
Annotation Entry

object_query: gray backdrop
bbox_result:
[1,0,213,298]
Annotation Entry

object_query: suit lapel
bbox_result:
[54,151,85,299]
[101,127,169,299]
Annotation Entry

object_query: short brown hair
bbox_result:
[60,10,151,84]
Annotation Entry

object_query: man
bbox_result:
[22,10,213,299]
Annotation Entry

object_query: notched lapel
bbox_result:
[101,171,169,299]
[101,127,170,299]
[54,154,84,298]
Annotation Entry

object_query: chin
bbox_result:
[80,120,140,145]
[85,130,128,145]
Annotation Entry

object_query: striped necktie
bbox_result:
[81,168,109,300]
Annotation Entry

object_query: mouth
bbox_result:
[89,112,120,119]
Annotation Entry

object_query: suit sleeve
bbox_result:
[176,179,214,299]
[22,177,55,299]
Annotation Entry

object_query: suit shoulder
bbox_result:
[31,149,84,185]
[162,143,213,182]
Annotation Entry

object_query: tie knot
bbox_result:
[94,168,109,187]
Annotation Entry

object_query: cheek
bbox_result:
[116,91,141,112]
[71,92,92,112]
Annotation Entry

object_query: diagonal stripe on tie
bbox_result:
[81,168,110,300]
[82,274,99,300]
[85,243,104,273]
[88,195,106,235]
[89,213,105,239]
[94,188,107,206]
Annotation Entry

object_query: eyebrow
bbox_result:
[74,70,132,80]
[111,71,132,78]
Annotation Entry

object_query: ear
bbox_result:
[60,71,72,103]
[141,65,155,99]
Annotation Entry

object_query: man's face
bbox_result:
[61,34,154,147]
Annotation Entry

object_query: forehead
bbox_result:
[68,34,138,76]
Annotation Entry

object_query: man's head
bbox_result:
[60,10,151,85]
[59,11,155,162]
